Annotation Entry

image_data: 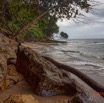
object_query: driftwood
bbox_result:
[43,56,104,98]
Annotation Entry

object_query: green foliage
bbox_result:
[60,32,68,39]
[38,15,59,38]
[0,0,91,40]
[27,24,44,38]
[0,0,59,40]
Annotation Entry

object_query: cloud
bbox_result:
[56,0,104,39]
[57,19,74,27]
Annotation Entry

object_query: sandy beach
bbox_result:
[0,41,104,103]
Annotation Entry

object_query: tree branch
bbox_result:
[12,5,59,39]
[12,0,78,39]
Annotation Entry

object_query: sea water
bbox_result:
[37,39,104,86]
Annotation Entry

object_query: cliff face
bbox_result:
[0,34,18,93]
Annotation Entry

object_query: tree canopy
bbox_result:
[0,0,91,39]
[60,32,68,39]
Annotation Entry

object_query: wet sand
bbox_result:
[0,79,70,103]
[0,70,103,103]
[0,55,72,103]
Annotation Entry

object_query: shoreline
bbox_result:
[0,37,104,103]
[21,42,104,102]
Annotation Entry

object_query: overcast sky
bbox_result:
[57,0,104,39]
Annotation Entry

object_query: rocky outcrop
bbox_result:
[0,34,17,58]
[16,44,84,96]
[0,34,18,92]
[15,44,95,103]
[3,94,39,103]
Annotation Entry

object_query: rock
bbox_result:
[0,34,18,58]
[16,44,83,96]
[3,94,39,103]
[7,64,19,76]
[0,34,18,92]
[71,94,94,103]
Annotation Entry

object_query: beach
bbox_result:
[29,39,104,103]
[0,39,104,103]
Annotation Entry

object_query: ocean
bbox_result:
[67,39,104,59]
[36,39,104,86]
[59,39,104,76]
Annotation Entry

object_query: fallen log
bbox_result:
[43,56,104,98]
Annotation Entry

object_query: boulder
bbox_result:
[3,94,39,103]
[16,44,84,96]
[70,94,93,103]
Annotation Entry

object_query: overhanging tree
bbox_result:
[0,0,91,39]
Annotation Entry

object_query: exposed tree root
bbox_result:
[43,56,104,98]
[7,56,104,97]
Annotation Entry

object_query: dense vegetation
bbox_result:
[0,0,59,40]
[0,0,91,40]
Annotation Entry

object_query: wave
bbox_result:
[61,50,80,53]
[94,42,104,45]
[61,49,104,60]
[84,63,102,68]
[73,61,103,68]
[80,52,101,59]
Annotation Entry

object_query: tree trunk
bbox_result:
[12,4,62,39]
[43,56,104,98]
[12,12,48,39]
[12,6,57,39]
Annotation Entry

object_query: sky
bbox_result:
[57,0,104,39]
